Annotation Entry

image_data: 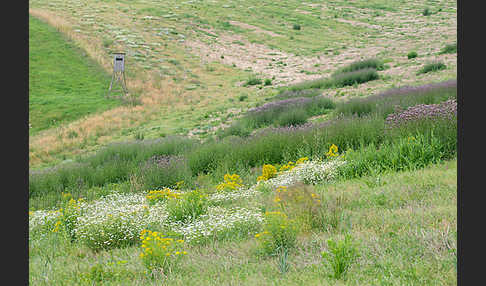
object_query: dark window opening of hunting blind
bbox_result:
[113,53,125,72]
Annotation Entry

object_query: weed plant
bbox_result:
[273,184,324,232]
[254,211,299,256]
[321,234,359,280]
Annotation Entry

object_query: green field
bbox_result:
[29,15,121,135]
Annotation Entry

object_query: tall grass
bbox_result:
[338,117,457,179]
[29,137,197,208]
[218,96,335,138]
[335,80,456,118]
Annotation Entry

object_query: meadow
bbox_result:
[29,15,122,135]
[29,0,457,284]
[29,78,457,284]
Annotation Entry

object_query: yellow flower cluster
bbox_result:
[325,144,339,158]
[279,157,309,172]
[264,211,287,218]
[216,174,243,191]
[257,164,277,181]
[52,220,62,233]
[254,230,269,238]
[255,210,298,254]
[146,188,180,204]
[139,229,187,271]
[174,180,185,190]
[61,192,72,201]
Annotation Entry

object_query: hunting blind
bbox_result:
[107,52,128,97]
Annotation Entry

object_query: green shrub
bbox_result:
[333,58,384,76]
[238,94,248,101]
[417,62,446,75]
[407,51,418,59]
[321,234,359,279]
[264,78,272,86]
[218,122,252,138]
[244,76,262,86]
[332,68,379,87]
[292,24,301,30]
[276,109,308,126]
[422,7,432,16]
[166,190,208,223]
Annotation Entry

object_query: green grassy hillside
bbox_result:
[29,15,121,135]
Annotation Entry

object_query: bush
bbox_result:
[29,137,197,207]
[166,190,208,223]
[218,122,252,138]
[422,7,432,16]
[407,51,418,59]
[333,58,384,76]
[332,68,379,87]
[244,76,262,86]
[228,96,334,132]
[264,78,272,86]
[292,24,301,30]
[276,108,308,127]
[238,94,248,101]
[417,62,446,75]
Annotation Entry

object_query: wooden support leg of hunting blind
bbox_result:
[107,71,128,98]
